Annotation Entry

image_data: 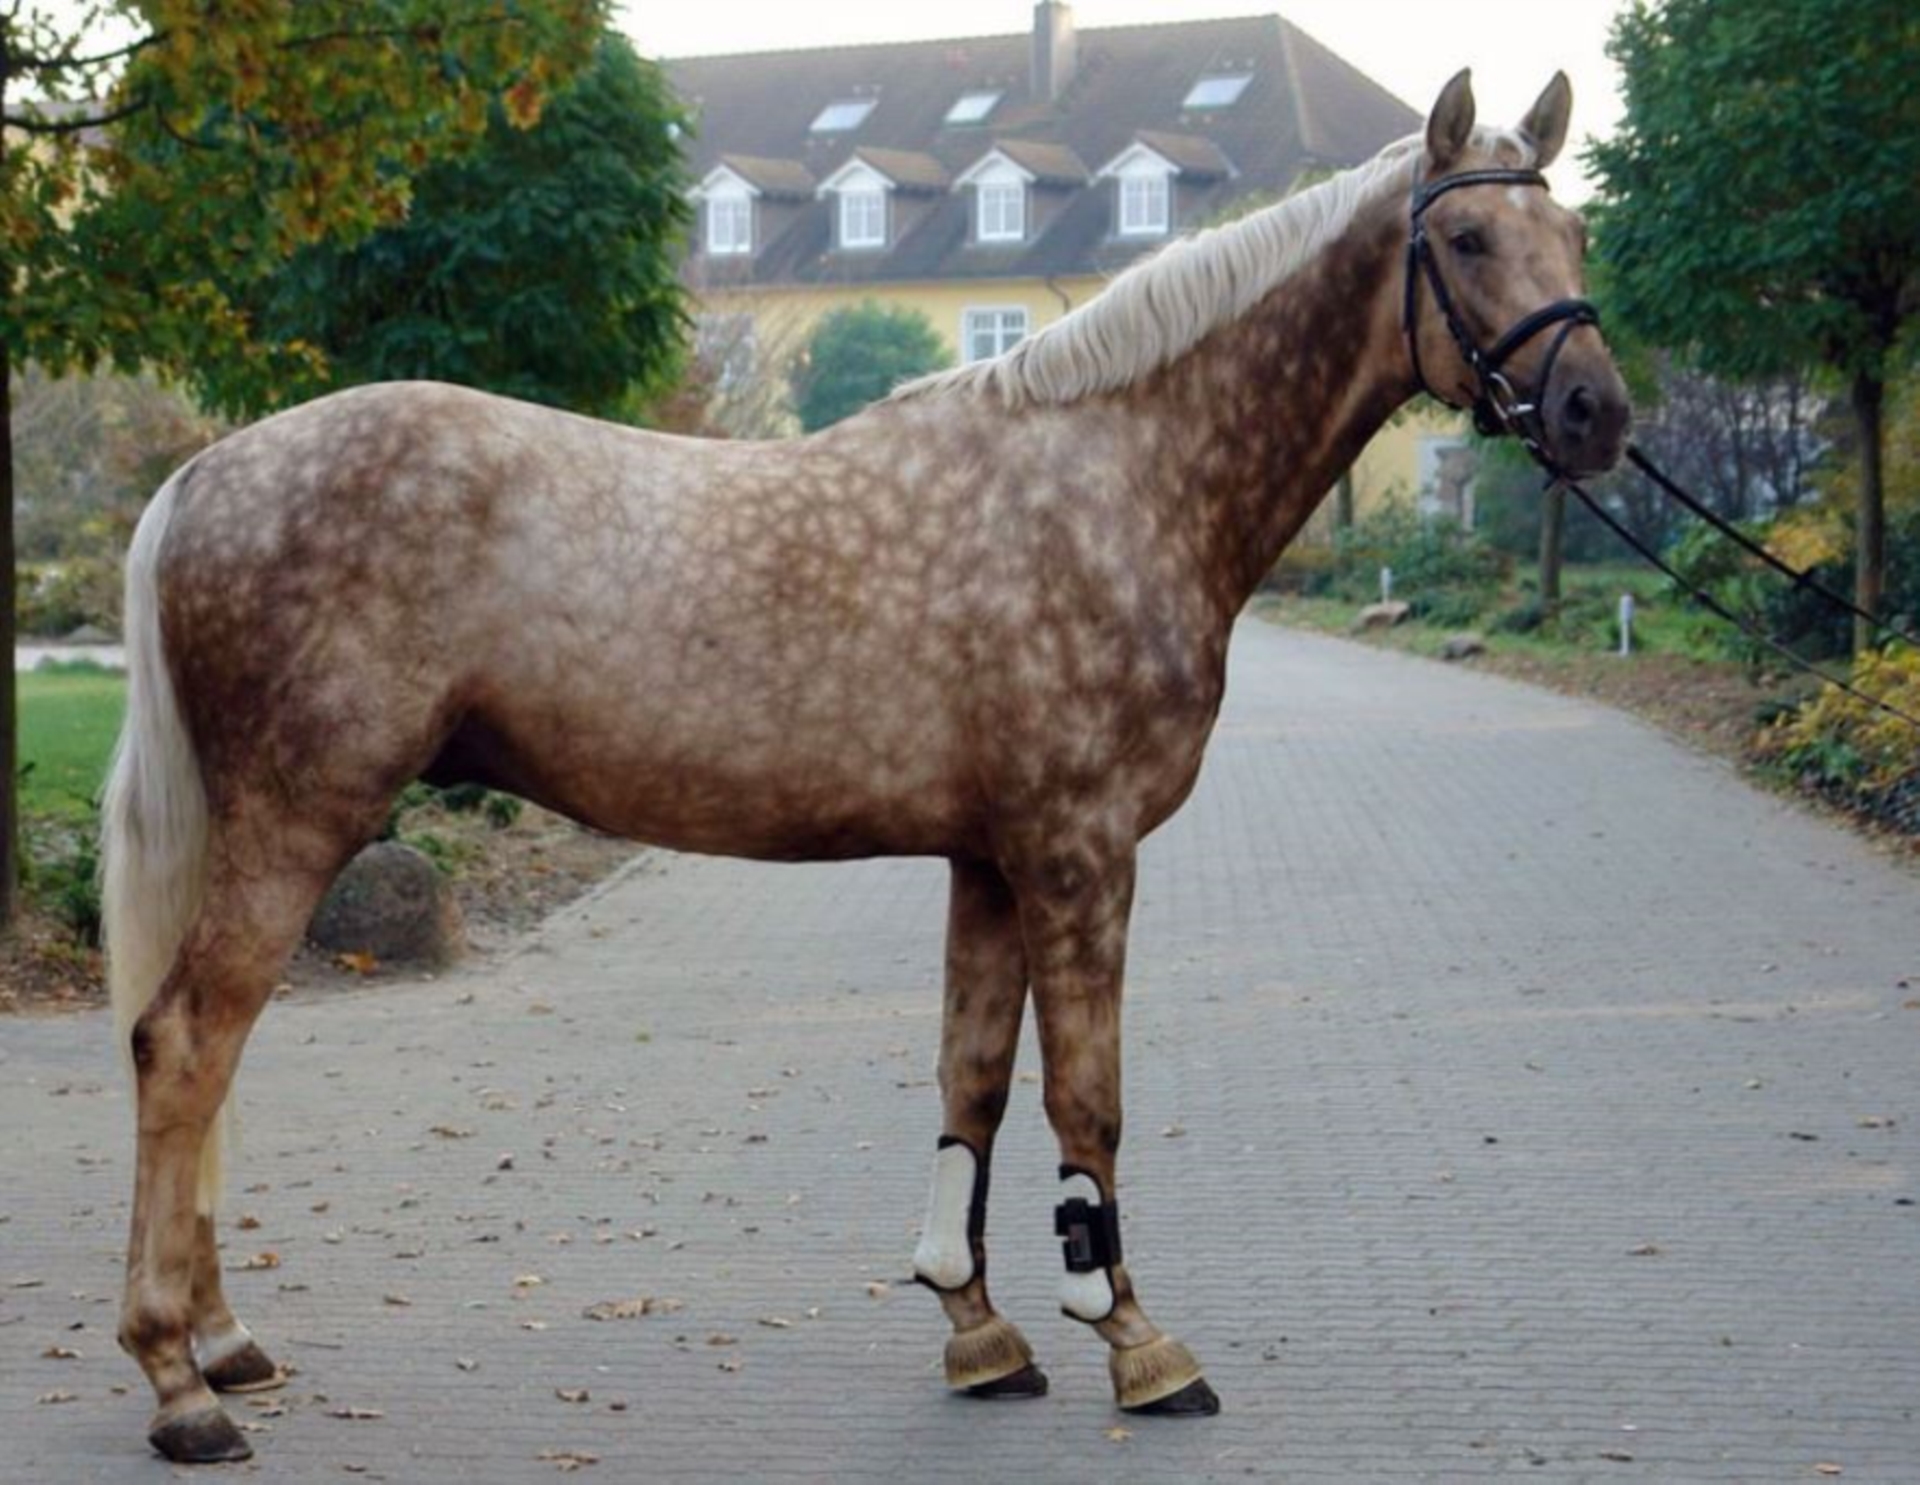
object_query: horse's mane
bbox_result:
[891,126,1536,410]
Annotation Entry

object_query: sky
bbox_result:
[616,0,1631,200]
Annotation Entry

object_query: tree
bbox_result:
[200,34,688,421]
[1588,0,1920,652]
[791,301,952,432]
[1,1,608,928]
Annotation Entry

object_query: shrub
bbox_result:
[790,302,953,431]
[1325,506,1509,606]
[1757,648,1920,832]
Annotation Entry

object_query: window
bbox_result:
[944,90,1002,125]
[1118,174,1170,235]
[963,307,1029,363]
[1182,74,1252,110]
[810,98,876,133]
[706,195,752,255]
[976,181,1025,243]
[839,188,886,249]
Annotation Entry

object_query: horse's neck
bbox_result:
[1130,195,1415,611]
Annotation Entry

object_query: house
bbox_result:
[667,3,1468,525]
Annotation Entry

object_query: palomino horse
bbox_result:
[103,71,1627,1463]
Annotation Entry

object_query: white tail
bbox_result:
[102,467,224,1213]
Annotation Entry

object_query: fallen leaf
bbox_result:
[334,951,379,976]
[38,1390,77,1404]
[235,1251,281,1271]
[1627,1243,1662,1257]
[520,1320,548,1332]
[538,1448,599,1472]
[865,1281,890,1300]
[1813,1467,1843,1478]
[1856,1116,1893,1130]
[235,1214,262,1231]
[41,1345,81,1360]
[706,1333,737,1347]
[1599,1449,1635,1462]
[1106,1426,1132,1443]
[716,1358,742,1373]
[513,1274,545,1289]
[383,1293,411,1307]
[456,1358,479,1372]
[756,1315,793,1330]
[327,1405,385,1420]
[1161,1124,1187,1139]
[431,1125,475,1140]
[555,1387,590,1404]
[582,1296,679,1322]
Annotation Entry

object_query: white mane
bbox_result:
[894,126,1536,409]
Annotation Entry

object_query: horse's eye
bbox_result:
[1449,228,1487,258]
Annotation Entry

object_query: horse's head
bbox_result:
[1404,70,1629,476]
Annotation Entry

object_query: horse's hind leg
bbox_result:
[190,1212,279,1392]
[1014,837,1220,1417]
[119,833,351,1463]
[913,859,1047,1398]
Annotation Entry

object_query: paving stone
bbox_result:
[1,620,1914,1482]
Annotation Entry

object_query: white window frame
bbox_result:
[961,306,1029,364]
[1183,74,1252,110]
[944,89,1002,126]
[1118,173,1170,236]
[976,181,1026,243]
[706,193,753,256]
[839,187,887,249]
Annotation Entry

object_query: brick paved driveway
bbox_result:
[3,619,1916,1483]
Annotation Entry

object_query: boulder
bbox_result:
[1438,631,1488,661]
[1351,600,1412,632]
[309,842,464,967]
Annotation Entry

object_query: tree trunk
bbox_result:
[1334,468,1355,530]
[1537,479,1566,611]
[1851,367,1885,656]
[2,341,18,932]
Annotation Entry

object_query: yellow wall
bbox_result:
[696,275,1109,365]
[692,276,1462,516]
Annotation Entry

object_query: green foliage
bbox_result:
[5,2,611,386]
[201,35,690,419]
[791,302,952,432]
[1588,0,1920,387]
[1758,649,1920,834]
[16,555,122,636]
[1322,505,1509,615]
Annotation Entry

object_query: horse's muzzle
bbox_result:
[1546,362,1630,477]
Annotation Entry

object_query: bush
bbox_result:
[16,554,122,637]
[1757,648,1920,832]
[1324,506,1509,606]
[790,302,952,431]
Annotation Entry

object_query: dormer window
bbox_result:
[708,195,753,254]
[1118,173,1169,236]
[1182,74,1251,110]
[977,180,1025,242]
[810,98,876,133]
[839,187,886,249]
[944,90,1002,126]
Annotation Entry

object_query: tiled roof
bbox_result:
[847,147,952,193]
[711,153,818,199]
[670,11,1419,288]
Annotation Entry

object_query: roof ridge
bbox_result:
[662,13,1284,66]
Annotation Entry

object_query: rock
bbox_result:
[309,842,464,967]
[1351,600,1411,632]
[1438,631,1487,661]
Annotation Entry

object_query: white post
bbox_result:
[1618,592,1634,657]
[1380,565,1393,604]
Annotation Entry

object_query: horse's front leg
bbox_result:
[913,859,1048,1398]
[1016,839,1221,1417]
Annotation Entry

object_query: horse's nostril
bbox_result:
[1564,386,1597,432]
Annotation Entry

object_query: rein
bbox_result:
[1402,168,1600,446]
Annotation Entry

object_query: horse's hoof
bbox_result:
[1125,1376,1222,1417]
[202,1340,284,1394]
[944,1314,1037,1391]
[149,1405,253,1464]
[966,1362,1050,1399]
[1110,1333,1211,1413]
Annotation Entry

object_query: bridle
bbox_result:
[1402,167,1600,464]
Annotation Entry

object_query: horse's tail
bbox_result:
[102,464,223,1213]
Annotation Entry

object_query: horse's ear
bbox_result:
[1519,71,1573,169]
[1425,69,1476,173]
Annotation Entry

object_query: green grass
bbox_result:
[17,664,126,818]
